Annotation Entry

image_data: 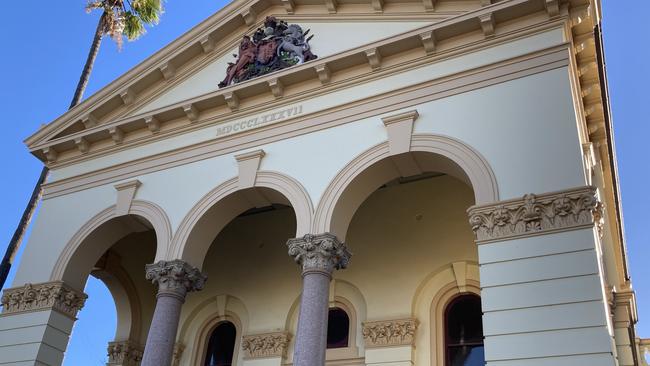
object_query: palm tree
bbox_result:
[0,0,164,290]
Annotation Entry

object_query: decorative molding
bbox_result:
[422,0,435,12]
[287,233,351,274]
[114,179,141,216]
[120,88,135,105]
[325,0,337,13]
[108,126,125,145]
[200,35,215,54]
[0,281,87,319]
[74,137,89,154]
[281,0,295,14]
[382,110,419,156]
[182,104,199,122]
[372,0,384,13]
[235,149,265,189]
[545,0,560,17]
[145,260,207,297]
[172,342,185,366]
[224,92,240,111]
[241,7,257,27]
[479,13,495,37]
[315,64,331,84]
[365,48,382,70]
[159,62,176,80]
[144,116,160,134]
[241,332,291,359]
[362,318,417,348]
[107,341,143,366]
[467,186,603,243]
[43,147,57,163]
[419,31,436,54]
[268,79,284,98]
[81,114,98,129]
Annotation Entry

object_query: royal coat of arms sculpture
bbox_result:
[218,16,317,88]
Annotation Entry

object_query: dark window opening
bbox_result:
[445,295,485,366]
[327,307,350,349]
[204,321,236,366]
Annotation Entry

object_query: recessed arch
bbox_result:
[50,200,172,290]
[170,171,313,269]
[412,261,481,366]
[313,134,499,240]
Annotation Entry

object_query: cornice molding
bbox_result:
[362,318,418,348]
[241,331,291,359]
[467,186,603,244]
[28,0,567,165]
[0,281,87,319]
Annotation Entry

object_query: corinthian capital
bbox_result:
[287,233,351,274]
[145,260,207,297]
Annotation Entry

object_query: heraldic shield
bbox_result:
[218,16,317,88]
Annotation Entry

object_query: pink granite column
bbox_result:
[141,260,206,366]
[287,233,351,366]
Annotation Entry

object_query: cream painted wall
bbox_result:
[177,175,477,365]
[135,21,433,114]
[16,64,586,289]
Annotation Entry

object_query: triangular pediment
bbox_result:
[26,0,581,167]
[25,0,484,152]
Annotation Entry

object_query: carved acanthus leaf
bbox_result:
[242,332,291,359]
[0,281,87,318]
[467,186,604,243]
[362,318,418,348]
[287,233,351,273]
[107,341,143,366]
[145,260,207,296]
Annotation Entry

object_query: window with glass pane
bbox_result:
[445,295,485,366]
[327,307,350,349]
[204,321,236,366]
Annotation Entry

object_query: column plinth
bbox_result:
[141,260,206,366]
[287,233,351,366]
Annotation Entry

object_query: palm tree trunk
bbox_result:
[70,13,106,108]
[0,14,106,290]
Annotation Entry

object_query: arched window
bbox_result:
[204,321,236,366]
[445,295,485,366]
[327,307,350,349]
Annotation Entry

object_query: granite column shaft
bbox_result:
[287,233,351,366]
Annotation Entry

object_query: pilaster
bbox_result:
[0,281,87,366]
[362,318,417,366]
[469,186,617,365]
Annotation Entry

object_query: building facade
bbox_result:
[1,0,647,365]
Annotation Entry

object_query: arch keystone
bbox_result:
[235,149,266,190]
[114,179,141,216]
[382,110,419,156]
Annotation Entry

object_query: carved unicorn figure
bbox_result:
[277,24,313,64]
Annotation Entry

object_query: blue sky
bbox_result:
[0,1,646,364]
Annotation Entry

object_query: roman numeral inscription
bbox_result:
[216,104,304,137]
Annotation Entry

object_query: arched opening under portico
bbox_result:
[53,203,171,365]
[171,176,313,365]
[313,136,496,365]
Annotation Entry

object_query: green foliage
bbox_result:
[85,0,163,48]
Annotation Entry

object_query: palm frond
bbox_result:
[123,11,146,40]
[84,0,163,48]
